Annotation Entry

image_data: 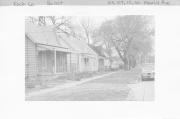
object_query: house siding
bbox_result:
[67,53,79,72]
[25,36,37,80]
[89,57,98,72]
[98,58,105,71]
[78,55,98,73]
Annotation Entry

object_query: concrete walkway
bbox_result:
[128,81,155,101]
[26,72,116,99]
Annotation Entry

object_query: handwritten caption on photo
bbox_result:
[107,0,170,5]
[13,0,63,6]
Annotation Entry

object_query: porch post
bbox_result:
[70,53,71,72]
[77,53,79,72]
[54,49,56,74]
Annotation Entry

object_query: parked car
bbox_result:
[141,63,155,81]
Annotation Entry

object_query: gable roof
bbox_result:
[25,22,69,49]
[89,45,106,58]
[59,34,97,56]
[25,22,97,56]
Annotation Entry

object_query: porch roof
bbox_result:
[36,44,72,53]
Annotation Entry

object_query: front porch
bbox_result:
[26,45,72,89]
[38,50,68,76]
[37,44,71,77]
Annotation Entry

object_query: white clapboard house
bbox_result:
[25,22,98,83]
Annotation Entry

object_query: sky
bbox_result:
[71,16,116,42]
[72,16,116,27]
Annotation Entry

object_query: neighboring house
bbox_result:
[61,34,98,73]
[89,45,110,71]
[110,56,124,70]
[25,22,72,81]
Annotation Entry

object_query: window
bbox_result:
[84,58,89,65]
[38,50,54,73]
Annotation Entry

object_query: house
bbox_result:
[60,34,99,73]
[89,45,111,71]
[25,22,99,83]
[25,22,74,81]
[110,56,124,70]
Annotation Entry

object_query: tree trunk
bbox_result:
[123,57,129,70]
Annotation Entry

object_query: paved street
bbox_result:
[26,67,154,101]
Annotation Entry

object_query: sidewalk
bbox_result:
[26,72,116,98]
[128,81,155,101]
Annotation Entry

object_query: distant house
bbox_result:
[89,45,111,71]
[25,22,73,81]
[110,56,124,70]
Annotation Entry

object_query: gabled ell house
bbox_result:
[25,22,99,84]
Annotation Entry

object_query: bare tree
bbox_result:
[80,18,95,44]
[97,16,154,70]
[38,16,46,26]
[92,27,114,67]
[27,16,74,35]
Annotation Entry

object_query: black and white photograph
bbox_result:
[1,0,180,118]
[25,15,155,101]
[0,0,180,5]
